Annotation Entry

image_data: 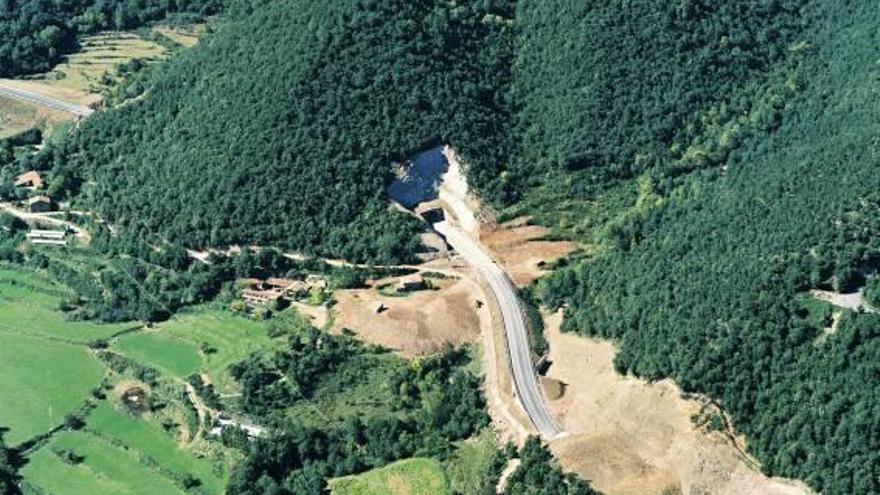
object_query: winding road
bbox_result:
[0,83,94,117]
[434,220,564,439]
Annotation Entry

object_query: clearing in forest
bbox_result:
[329,457,450,495]
[333,274,484,357]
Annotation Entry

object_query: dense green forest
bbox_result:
[530,1,880,493]
[6,0,880,493]
[0,430,19,495]
[223,326,489,494]
[41,0,515,263]
[0,0,222,77]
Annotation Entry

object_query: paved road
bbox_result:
[0,83,93,117]
[434,220,564,439]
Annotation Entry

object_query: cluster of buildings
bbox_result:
[14,170,54,213]
[239,275,327,307]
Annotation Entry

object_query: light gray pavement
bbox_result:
[434,220,564,439]
[0,83,93,117]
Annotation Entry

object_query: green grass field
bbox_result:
[23,431,188,495]
[330,458,450,495]
[0,332,103,444]
[113,331,203,378]
[154,308,277,394]
[87,403,226,494]
[0,267,136,343]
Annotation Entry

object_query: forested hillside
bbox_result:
[41,0,514,263]
[528,2,880,493]
[0,0,222,77]
[9,0,879,492]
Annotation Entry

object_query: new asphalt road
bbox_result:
[0,83,93,117]
[434,220,564,439]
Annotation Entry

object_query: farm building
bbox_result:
[398,274,425,291]
[14,170,43,189]
[26,195,53,213]
[26,229,67,246]
[239,275,327,307]
[266,277,308,294]
[241,289,283,305]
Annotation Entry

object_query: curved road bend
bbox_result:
[434,220,564,439]
[0,84,93,117]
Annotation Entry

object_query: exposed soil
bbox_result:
[811,289,875,312]
[290,301,329,329]
[332,275,482,357]
[478,218,576,287]
[542,312,813,495]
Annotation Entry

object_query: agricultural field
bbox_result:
[21,371,231,495]
[112,308,278,394]
[0,95,69,139]
[86,403,228,494]
[113,331,203,378]
[23,430,188,495]
[0,267,136,344]
[0,266,126,444]
[153,23,209,48]
[0,23,209,123]
[29,32,165,100]
[329,458,450,495]
[0,332,103,444]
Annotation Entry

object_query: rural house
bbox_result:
[14,170,43,189]
[241,288,283,306]
[26,195,53,213]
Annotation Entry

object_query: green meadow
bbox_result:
[0,332,103,444]
[0,267,136,343]
[23,431,188,495]
[329,458,450,495]
[113,331,203,378]
[23,395,229,495]
[113,308,277,394]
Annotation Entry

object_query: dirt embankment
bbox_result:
[332,275,483,357]
[542,312,813,495]
[478,217,577,287]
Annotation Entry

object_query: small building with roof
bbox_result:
[26,195,53,213]
[14,170,43,189]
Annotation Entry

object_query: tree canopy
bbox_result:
[0,0,223,77]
